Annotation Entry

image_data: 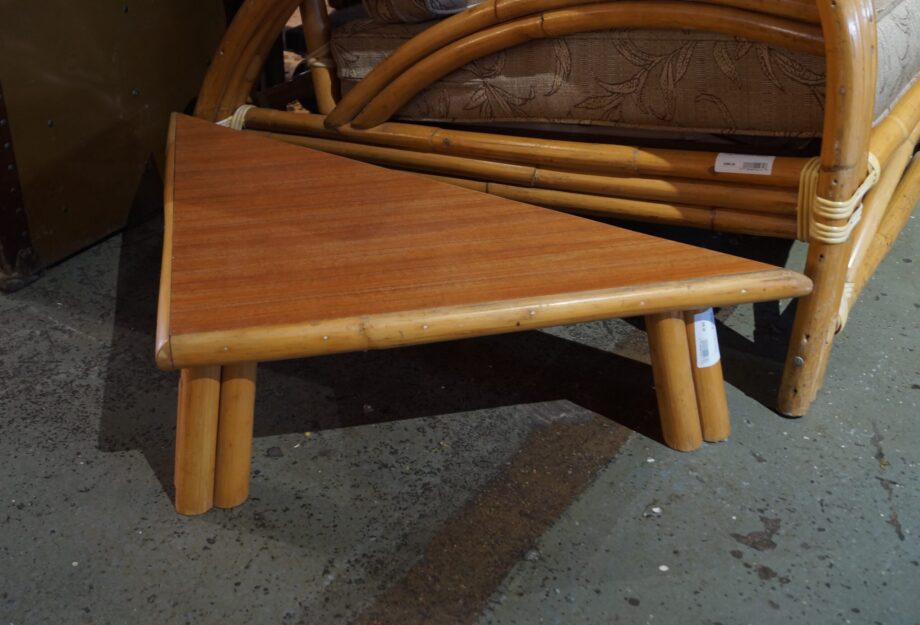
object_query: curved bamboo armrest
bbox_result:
[326,0,821,128]
[346,1,824,129]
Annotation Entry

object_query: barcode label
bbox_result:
[693,308,721,368]
[714,153,775,176]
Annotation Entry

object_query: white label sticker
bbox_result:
[693,308,721,368]
[715,153,775,176]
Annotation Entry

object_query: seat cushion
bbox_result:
[330,0,920,136]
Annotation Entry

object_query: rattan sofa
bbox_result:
[193,0,920,416]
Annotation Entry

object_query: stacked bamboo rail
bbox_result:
[248,133,799,237]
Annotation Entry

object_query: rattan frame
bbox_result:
[194,0,920,416]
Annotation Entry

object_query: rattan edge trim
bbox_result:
[160,268,812,369]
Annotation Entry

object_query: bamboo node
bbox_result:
[797,153,880,243]
[217,105,255,131]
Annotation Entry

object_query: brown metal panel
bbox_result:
[0,81,39,290]
[0,1,226,273]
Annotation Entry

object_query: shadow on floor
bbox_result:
[96,219,661,503]
[96,216,798,502]
[87,214,801,624]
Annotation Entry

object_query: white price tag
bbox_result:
[693,308,721,368]
[715,153,775,176]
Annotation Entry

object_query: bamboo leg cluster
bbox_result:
[174,363,258,516]
[646,310,731,451]
[683,309,730,442]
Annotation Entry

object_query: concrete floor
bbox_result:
[1,213,918,625]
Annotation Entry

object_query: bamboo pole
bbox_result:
[646,312,703,452]
[438,174,797,237]
[255,128,798,214]
[683,309,730,442]
[214,362,258,509]
[846,141,915,295]
[166,270,812,369]
[246,108,809,188]
[533,169,796,214]
[351,2,823,129]
[487,183,798,238]
[778,0,877,416]
[195,0,292,120]
[253,130,797,236]
[174,366,222,516]
[245,108,807,195]
[847,154,920,314]
[867,77,920,168]
[841,87,920,325]
[198,0,296,121]
[299,0,338,113]
[220,0,298,120]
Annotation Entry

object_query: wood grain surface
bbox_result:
[159,115,811,366]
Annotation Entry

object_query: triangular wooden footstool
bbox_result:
[156,114,812,515]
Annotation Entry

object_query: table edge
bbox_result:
[155,113,178,370]
[157,268,812,370]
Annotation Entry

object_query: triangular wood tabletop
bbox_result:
[156,114,811,369]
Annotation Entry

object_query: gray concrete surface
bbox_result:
[1,213,917,625]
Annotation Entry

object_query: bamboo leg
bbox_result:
[214,362,258,509]
[646,312,703,451]
[683,309,730,442]
[174,365,222,516]
[778,240,852,416]
[777,0,877,416]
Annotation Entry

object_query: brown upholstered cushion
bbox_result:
[362,0,469,23]
[331,0,920,136]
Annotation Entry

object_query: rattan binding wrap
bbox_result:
[797,153,881,243]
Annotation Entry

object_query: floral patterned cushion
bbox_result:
[330,0,920,136]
